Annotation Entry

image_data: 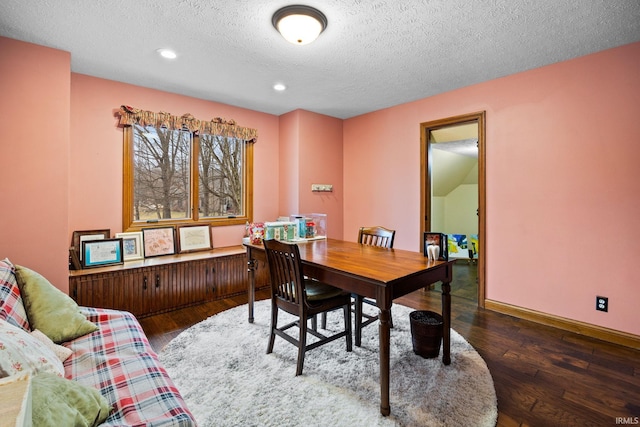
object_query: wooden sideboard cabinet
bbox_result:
[69,245,269,317]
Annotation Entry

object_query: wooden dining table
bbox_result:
[244,238,454,416]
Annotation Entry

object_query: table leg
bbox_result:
[378,304,391,416]
[247,258,256,323]
[441,280,451,365]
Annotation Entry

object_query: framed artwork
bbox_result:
[115,231,144,261]
[423,232,448,261]
[469,234,479,259]
[447,234,468,259]
[142,226,176,257]
[177,224,212,253]
[72,229,111,261]
[81,238,123,269]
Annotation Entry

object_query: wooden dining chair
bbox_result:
[320,226,396,346]
[358,226,396,249]
[354,226,395,346]
[263,239,353,376]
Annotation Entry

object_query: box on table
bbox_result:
[248,222,265,244]
[289,213,327,239]
[264,221,297,241]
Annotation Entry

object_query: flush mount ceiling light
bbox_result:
[272,5,327,45]
[157,48,177,59]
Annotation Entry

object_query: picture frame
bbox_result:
[447,233,468,260]
[115,231,144,261]
[72,229,111,261]
[177,224,212,253]
[81,238,124,269]
[69,247,82,270]
[423,232,448,261]
[142,226,176,257]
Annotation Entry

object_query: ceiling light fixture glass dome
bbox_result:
[272,5,327,45]
[157,48,177,59]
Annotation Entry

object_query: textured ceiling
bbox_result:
[1,0,639,119]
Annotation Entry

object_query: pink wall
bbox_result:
[278,111,300,217]
[0,37,70,290]
[278,110,344,238]
[296,110,344,239]
[343,107,425,247]
[344,42,640,335]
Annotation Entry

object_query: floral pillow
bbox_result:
[31,329,73,362]
[0,319,64,378]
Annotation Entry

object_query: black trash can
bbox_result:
[409,310,443,358]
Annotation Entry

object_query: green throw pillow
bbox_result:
[32,373,112,427]
[15,265,98,343]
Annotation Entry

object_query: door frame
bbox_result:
[420,111,486,307]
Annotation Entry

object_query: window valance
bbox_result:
[117,105,258,142]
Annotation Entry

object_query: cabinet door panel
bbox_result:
[180,260,211,304]
[71,274,115,309]
[112,269,150,316]
[200,259,217,301]
[214,254,247,298]
[152,265,176,314]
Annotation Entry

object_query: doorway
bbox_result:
[420,112,486,307]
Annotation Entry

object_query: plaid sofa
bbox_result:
[0,259,197,426]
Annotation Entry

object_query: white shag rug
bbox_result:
[160,300,497,427]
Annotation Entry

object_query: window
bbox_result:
[120,108,255,231]
[130,125,192,222]
[198,133,246,218]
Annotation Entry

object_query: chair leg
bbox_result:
[354,294,363,347]
[267,303,278,354]
[321,312,327,329]
[311,315,318,331]
[344,304,353,352]
[296,315,308,376]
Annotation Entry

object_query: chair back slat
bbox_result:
[358,226,395,249]
[264,239,304,305]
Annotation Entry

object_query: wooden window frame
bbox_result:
[122,126,254,232]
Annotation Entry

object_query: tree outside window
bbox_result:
[198,133,244,218]
[123,123,253,230]
[133,125,191,221]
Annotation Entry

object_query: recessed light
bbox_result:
[157,49,177,59]
[273,83,286,91]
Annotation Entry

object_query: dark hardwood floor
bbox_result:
[141,272,640,427]
[448,259,478,302]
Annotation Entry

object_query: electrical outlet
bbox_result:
[596,296,608,312]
